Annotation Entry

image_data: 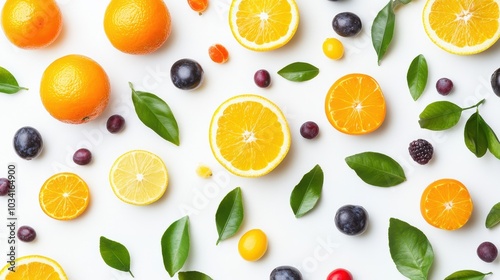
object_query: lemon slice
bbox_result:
[0,255,68,279]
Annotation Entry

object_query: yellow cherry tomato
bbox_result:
[322,38,344,60]
[238,229,268,261]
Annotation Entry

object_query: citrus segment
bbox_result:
[0,255,68,280]
[209,94,291,177]
[109,150,168,205]
[420,178,473,230]
[228,0,299,51]
[325,73,386,135]
[422,0,500,55]
[39,172,90,220]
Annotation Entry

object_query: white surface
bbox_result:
[1,0,500,279]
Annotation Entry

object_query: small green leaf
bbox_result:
[485,202,500,229]
[99,236,134,277]
[215,187,244,244]
[389,218,434,280]
[0,66,28,94]
[161,216,190,277]
[277,62,319,82]
[444,270,492,280]
[290,164,324,218]
[371,0,395,65]
[418,101,463,130]
[407,54,428,101]
[130,82,180,146]
[178,271,214,280]
[464,112,488,157]
[480,118,500,159]
[345,152,406,187]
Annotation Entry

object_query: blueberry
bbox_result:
[0,178,10,196]
[106,114,125,133]
[73,148,92,165]
[17,225,36,242]
[300,121,319,139]
[13,126,43,160]
[270,266,302,280]
[477,241,498,263]
[254,69,271,88]
[171,58,204,90]
[334,204,368,236]
[332,12,362,37]
[491,68,500,97]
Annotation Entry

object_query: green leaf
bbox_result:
[130,82,180,146]
[161,216,190,277]
[99,236,134,277]
[0,66,28,94]
[371,0,395,65]
[345,152,406,187]
[418,101,463,130]
[215,187,244,244]
[277,62,319,82]
[444,270,492,280]
[464,112,488,157]
[178,271,214,280]
[407,54,428,101]
[290,164,324,218]
[479,118,500,159]
[389,218,434,280]
[485,202,500,228]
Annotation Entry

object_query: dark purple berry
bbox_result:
[17,225,36,242]
[334,205,368,236]
[436,78,453,95]
[270,266,302,280]
[491,68,500,97]
[300,121,319,139]
[171,58,204,90]
[332,12,362,37]
[0,178,10,196]
[254,69,271,88]
[13,126,43,160]
[408,139,433,165]
[477,241,498,263]
[106,114,125,133]
[73,148,92,165]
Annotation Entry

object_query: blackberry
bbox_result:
[408,139,433,164]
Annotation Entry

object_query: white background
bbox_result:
[1,0,500,279]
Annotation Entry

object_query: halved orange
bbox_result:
[325,73,386,135]
[39,172,90,220]
[423,0,500,55]
[209,94,291,177]
[228,0,299,51]
[0,255,68,279]
[420,178,473,230]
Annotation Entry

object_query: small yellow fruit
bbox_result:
[196,164,212,178]
[238,229,268,261]
[322,38,344,60]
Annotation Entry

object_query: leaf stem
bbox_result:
[462,98,485,111]
[129,270,135,278]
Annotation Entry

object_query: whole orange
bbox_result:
[40,54,110,124]
[1,0,62,49]
[103,0,171,55]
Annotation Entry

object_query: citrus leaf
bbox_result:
[444,270,492,280]
[464,112,488,157]
[418,101,463,130]
[371,0,395,65]
[161,216,190,277]
[0,66,28,94]
[130,82,180,146]
[345,152,406,187]
[99,236,134,277]
[178,271,214,280]
[407,54,428,101]
[389,218,434,280]
[290,164,323,218]
[479,118,500,159]
[215,187,244,244]
[485,202,500,229]
[277,62,319,82]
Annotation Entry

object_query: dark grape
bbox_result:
[436,78,453,95]
[171,58,204,90]
[254,69,271,88]
[477,241,498,263]
[491,68,500,97]
[334,205,368,236]
[300,121,319,139]
[332,12,362,37]
[13,126,43,160]
[17,225,36,242]
[73,148,92,165]
[106,114,125,133]
[270,266,302,280]
[0,178,10,196]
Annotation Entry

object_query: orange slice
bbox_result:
[422,0,500,55]
[39,172,90,220]
[0,255,68,279]
[209,94,291,177]
[420,178,473,230]
[325,73,386,135]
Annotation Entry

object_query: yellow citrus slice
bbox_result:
[228,0,299,51]
[325,73,386,135]
[209,94,291,177]
[420,178,473,230]
[39,172,90,220]
[0,255,68,279]
[422,0,500,55]
[109,150,168,205]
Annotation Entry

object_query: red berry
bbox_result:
[327,268,352,280]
